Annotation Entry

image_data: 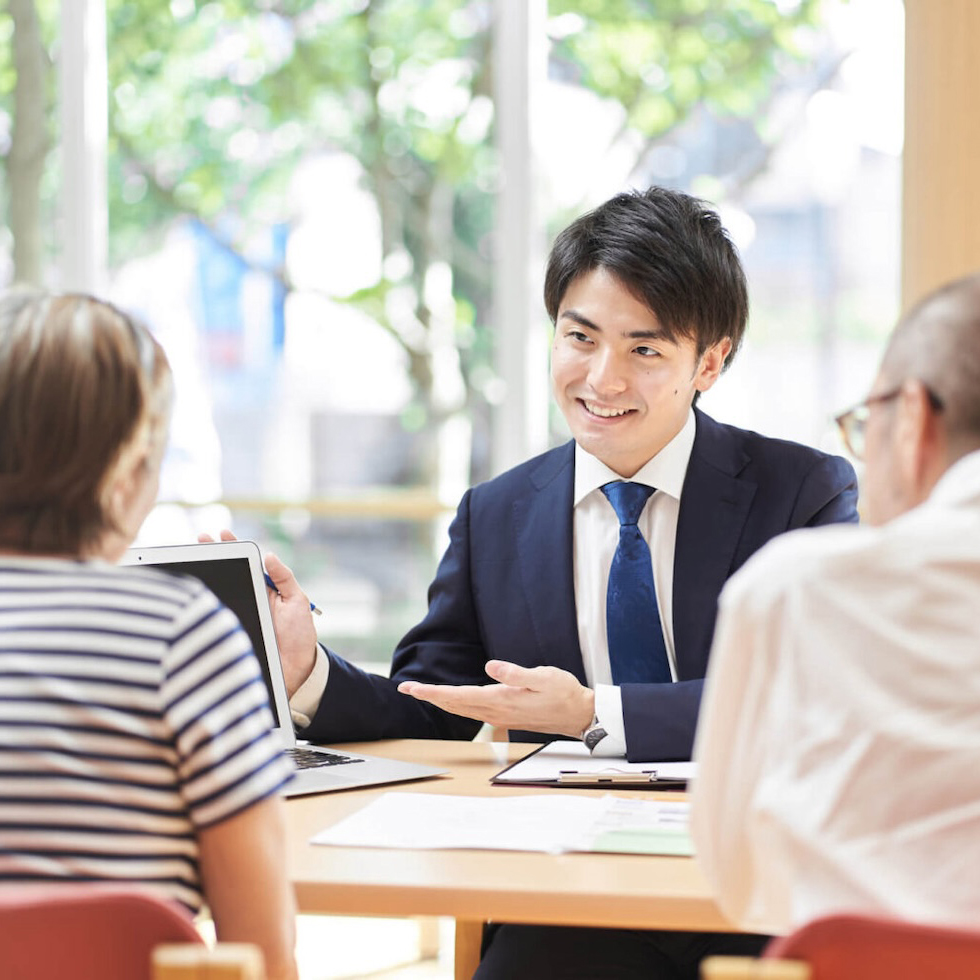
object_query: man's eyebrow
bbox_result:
[558,309,673,343]
[625,328,673,342]
[559,309,601,331]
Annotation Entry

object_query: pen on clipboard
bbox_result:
[557,770,659,784]
[264,572,323,616]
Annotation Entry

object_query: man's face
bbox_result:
[550,267,730,478]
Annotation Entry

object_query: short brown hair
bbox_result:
[0,290,172,555]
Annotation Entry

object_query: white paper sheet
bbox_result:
[310,792,693,856]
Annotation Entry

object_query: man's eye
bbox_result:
[635,346,660,357]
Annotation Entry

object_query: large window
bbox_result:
[1,0,902,661]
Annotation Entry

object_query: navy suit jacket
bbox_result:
[306,409,859,760]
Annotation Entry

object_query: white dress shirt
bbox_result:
[691,448,980,935]
[573,410,695,755]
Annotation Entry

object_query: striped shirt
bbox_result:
[0,557,293,912]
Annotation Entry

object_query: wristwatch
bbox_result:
[581,716,608,753]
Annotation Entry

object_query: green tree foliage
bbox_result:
[550,0,823,128]
[1,0,828,477]
[107,0,496,469]
[0,0,57,283]
[546,0,826,234]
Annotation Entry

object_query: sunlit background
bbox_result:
[1,0,901,684]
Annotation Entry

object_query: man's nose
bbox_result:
[587,349,628,395]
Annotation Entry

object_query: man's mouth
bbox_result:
[582,400,633,418]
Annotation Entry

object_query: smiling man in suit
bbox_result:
[215,186,859,978]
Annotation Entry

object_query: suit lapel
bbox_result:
[513,441,586,682]
[672,411,756,678]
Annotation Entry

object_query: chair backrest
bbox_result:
[764,912,980,980]
[0,884,203,980]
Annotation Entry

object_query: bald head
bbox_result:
[880,272,980,458]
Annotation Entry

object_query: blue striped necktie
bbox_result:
[601,481,672,685]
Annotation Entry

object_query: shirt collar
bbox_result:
[924,447,980,508]
[573,409,697,506]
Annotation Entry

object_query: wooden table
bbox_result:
[285,739,734,978]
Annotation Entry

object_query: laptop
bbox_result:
[122,540,447,796]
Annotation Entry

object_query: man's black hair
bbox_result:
[543,185,748,368]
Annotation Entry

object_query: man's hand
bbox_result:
[397,660,595,738]
[199,530,318,697]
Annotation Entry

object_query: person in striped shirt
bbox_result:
[0,290,298,980]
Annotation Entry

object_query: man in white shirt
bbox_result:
[691,271,980,937]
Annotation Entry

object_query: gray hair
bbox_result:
[881,272,980,444]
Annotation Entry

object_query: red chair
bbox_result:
[702,913,980,980]
[0,885,263,980]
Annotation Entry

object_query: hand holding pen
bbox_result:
[260,548,322,696]
[264,571,322,616]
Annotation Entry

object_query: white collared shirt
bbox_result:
[691,448,980,934]
[573,410,696,755]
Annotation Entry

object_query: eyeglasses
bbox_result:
[834,384,944,461]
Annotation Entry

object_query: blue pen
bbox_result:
[264,571,323,616]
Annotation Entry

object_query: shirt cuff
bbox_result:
[589,684,627,757]
[289,643,329,730]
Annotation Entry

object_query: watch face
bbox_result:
[584,725,608,752]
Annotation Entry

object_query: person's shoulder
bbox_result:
[694,409,854,483]
[696,409,836,462]
[469,441,575,498]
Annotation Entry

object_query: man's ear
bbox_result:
[694,337,733,393]
[894,380,945,503]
